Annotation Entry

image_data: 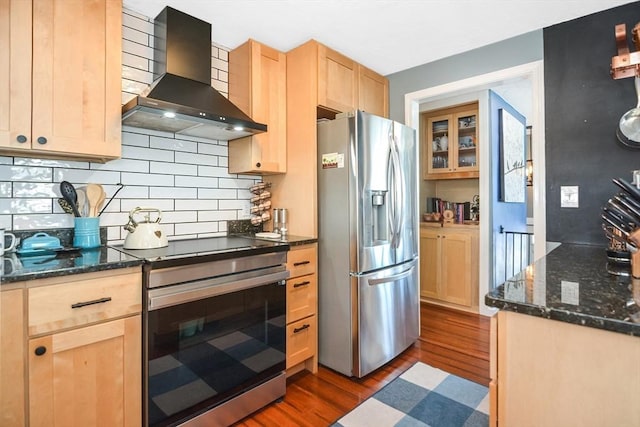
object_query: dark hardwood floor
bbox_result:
[235,302,490,427]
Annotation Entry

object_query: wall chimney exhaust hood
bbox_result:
[121,7,266,141]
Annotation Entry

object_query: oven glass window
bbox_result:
[146,282,286,427]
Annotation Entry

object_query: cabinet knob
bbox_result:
[37,136,47,145]
[34,346,47,356]
[255,162,261,168]
[16,134,27,143]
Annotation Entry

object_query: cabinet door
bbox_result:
[229,40,286,174]
[425,114,453,176]
[440,232,472,306]
[317,44,357,113]
[1,289,25,426]
[0,0,32,149]
[30,0,121,160]
[29,315,141,427]
[358,64,388,117]
[420,231,440,299]
[453,110,478,172]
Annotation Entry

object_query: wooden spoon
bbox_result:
[86,183,102,217]
[96,186,106,215]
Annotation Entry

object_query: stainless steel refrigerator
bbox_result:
[317,110,419,378]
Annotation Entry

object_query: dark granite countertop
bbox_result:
[1,246,144,285]
[485,243,640,337]
[234,233,318,247]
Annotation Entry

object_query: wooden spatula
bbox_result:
[86,183,102,217]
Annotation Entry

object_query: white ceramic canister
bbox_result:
[0,229,17,256]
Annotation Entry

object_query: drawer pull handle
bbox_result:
[293,260,310,267]
[35,346,47,356]
[293,324,310,333]
[71,297,112,309]
[293,280,310,288]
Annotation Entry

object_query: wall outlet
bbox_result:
[560,186,579,208]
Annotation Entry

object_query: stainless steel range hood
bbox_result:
[122,7,266,141]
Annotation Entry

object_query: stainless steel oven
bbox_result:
[142,250,289,427]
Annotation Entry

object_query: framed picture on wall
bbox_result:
[499,109,526,203]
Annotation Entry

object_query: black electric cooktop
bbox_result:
[110,236,288,268]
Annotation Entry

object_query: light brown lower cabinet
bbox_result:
[420,225,478,310]
[29,316,141,426]
[285,243,318,375]
[491,311,640,426]
[1,288,25,426]
[1,267,142,427]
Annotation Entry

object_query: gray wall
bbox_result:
[387,30,543,123]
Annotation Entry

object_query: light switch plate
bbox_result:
[560,186,579,208]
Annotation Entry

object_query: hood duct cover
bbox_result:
[121,7,266,140]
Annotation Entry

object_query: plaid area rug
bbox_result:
[332,362,489,427]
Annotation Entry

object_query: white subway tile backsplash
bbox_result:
[122,51,149,71]
[150,136,198,153]
[150,161,197,176]
[0,166,52,182]
[149,187,198,199]
[121,172,174,187]
[198,210,237,221]
[13,157,90,169]
[174,176,219,189]
[54,169,121,185]
[123,145,175,163]
[2,8,249,242]
[0,199,51,214]
[122,26,148,45]
[120,199,175,212]
[211,57,228,72]
[122,66,153,84]
[175,221,219,235]
[175,151,219,166]
[174,200,219,211]
[197,165,233,178]
[122,10,153,32]
[219,199,249,211]
[91,158,149,173]
[0,182,11,197]
[198,188,237,199]
[0,215,12,230]
[218,178,254,189]
[123,39,153,58]
[13,183,57,198]
[160,210,198,223]
[122,131,150,147]
[197,143,227,156]
[13,214,73,230]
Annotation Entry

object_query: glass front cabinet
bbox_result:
[423,103,479,180]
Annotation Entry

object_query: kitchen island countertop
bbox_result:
[485,243,640,337]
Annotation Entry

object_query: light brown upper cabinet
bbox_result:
[229,39,287,175]
[316,42,389,117]
[423,102,479,180]
[317,44,358,114]
[0,0,122,162]
[357,64,389,118]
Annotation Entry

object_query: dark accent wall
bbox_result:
[544,2,640,246]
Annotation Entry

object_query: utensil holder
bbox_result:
[73,217,101,249]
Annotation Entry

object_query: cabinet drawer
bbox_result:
[286,273,317,323]
[286,315,317,368]
[287,246,316,278]
[28,271,142,336]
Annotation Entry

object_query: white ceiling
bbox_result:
[123,0,634,76]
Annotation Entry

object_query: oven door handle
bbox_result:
[148,270,289,311]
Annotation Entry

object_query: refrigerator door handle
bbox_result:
[367,265,415,286]
[389,134,404,249]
